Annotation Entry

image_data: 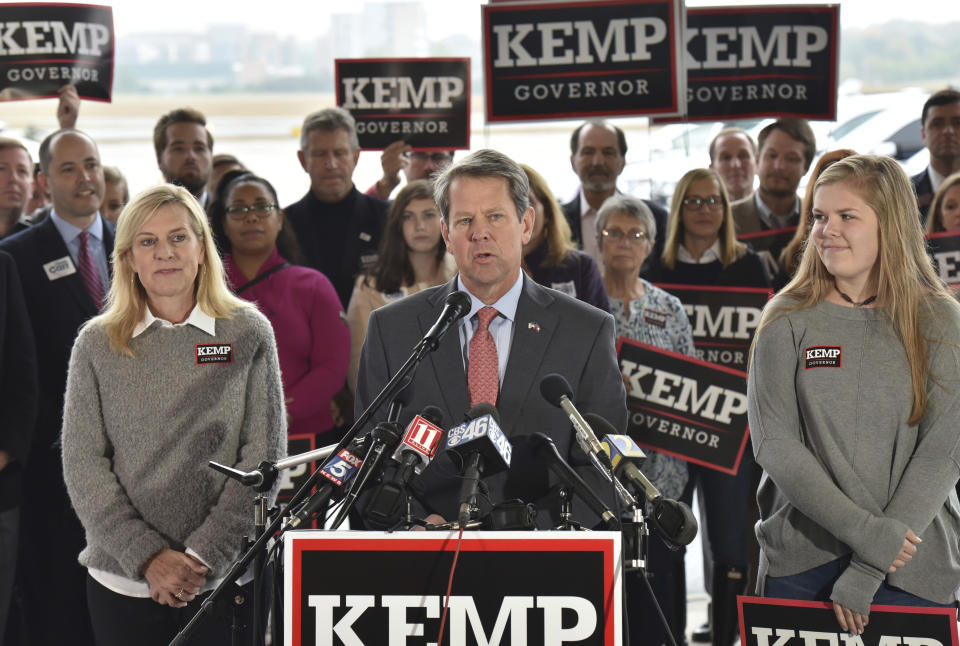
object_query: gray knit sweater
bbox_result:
[748,296,960,615]
[61,306,286,581]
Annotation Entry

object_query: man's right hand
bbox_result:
[376,140,412,199]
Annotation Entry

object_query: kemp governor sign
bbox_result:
[657,4,840,122]
[618,338,750,474]
[483,0,684,121]
[739,596,958,646]
[0,3,113,102]
[285,531,623,646]
[336,58,470,150]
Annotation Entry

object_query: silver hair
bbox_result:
[433,149,530,223]
[595,194,657,243]
[299,107,359,152]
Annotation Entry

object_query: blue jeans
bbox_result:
[765,556,957,608]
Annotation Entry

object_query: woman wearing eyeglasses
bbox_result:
[596,193,696,646]
[643,168,771,646]
[213,172,350,441]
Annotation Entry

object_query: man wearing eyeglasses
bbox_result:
[286,107,388,309]
[366,140,455,200]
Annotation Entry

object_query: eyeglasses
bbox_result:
[682,195,723,210]
[225,203,278,221]
[405,151,454,164]
[601,228,648,244]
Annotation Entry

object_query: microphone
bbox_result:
[285,439,368,529]
[444,403,512,526]
[421,290,472,351]
[364,406,446,524]
[329,382,413,528]
[591,418,698,548]
[539,374,614,472]
[527,433,619,530]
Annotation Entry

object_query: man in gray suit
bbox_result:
[355,149,627,527]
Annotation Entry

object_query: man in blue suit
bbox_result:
[356,149,627,527]
[0,128,111,646]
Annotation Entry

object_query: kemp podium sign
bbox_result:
[738,596,958,646]
[655,284,772,372]
[285,531,623,645]
[482,0,684,122]
[0,3,114,102]
[662,4,839,122]
[617,338,750,474]
[336,57,471,150]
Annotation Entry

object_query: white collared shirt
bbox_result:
[754,191,800,230]
[928,164,947,194]
[132,303,216,338]
[579,190,602,265]
[456,272,524,384]
[677,239,722,264]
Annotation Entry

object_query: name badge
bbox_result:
[196,343,233,365]
[43,256,77,281]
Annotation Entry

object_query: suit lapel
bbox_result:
[36,217,97,316]
[419,278,469,421]
[499,276,558,433]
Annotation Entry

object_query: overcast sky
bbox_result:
[96,0,957,38]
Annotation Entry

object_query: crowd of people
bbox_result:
[0,83,958,646]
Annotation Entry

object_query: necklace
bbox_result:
[835,286,877,307]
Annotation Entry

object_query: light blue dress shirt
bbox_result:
[456,272,524,384]
[49,210,109,295]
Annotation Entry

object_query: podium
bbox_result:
[284,530,623,645]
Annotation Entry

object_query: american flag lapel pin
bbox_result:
[528,321,540,332]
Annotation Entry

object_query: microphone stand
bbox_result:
[168,330,448,646]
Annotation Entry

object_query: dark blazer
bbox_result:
[285,187,387,309]
[0,214,111,645]
[0,250,37,511]
[912,168,934,223]
[0,215,114,453]
[561,190,668,266]
[355,273,628,526]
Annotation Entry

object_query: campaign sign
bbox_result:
[336,57,470,150]
[738,596,959,646]
[654,284,772,372]
[617,338,749,474]
[0,3,113,102]
[284,530,622,646]
[926,231,960,289]
[658,4,839,122]
[482,0,684,122]
[277,434,316,528]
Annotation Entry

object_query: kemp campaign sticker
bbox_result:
[804,345,841,369]
[196,343,233,365]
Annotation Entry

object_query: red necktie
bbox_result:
[77,230,104,309]
[468,307,500,407]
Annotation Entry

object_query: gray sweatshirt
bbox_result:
[61,307,286,580]
[748,296,960,615]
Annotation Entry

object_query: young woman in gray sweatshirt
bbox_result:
[748,155,960,636]
[61,185,286,646]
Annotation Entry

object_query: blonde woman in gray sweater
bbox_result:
[748,155,960,637]
[61,184,286,646]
